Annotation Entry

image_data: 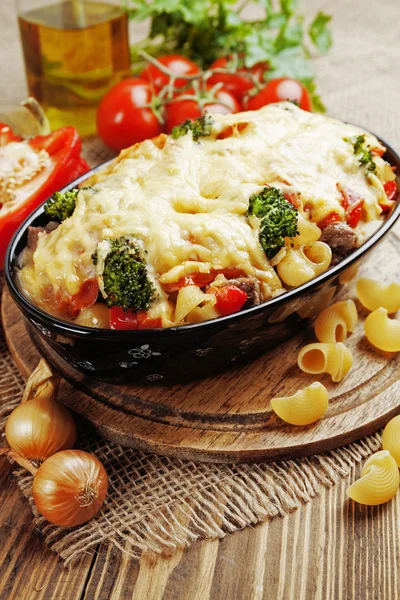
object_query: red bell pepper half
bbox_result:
[0,123,90,268]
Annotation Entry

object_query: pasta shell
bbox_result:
[346,450,399,506]
[174,286,215,324]
[315,312,346,344]
[270,382,329,426]
[356,278,400,313]
[297,342,353,382]
[314,300,358,343]
[382,416,400,467]
[364,307,400,352]
[333,343,353,382]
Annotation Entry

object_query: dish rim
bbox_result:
[5,134,400,338]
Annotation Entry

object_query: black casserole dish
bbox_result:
[5,138,400,385]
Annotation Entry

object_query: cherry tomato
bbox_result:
[208,55,268,102]
[318,212,342,229]
[109,306,162,330]
[246,78,312,112]
[165,86,241,133]
[213,285,248,316]
[140,55,200,91]
[96,78,163,152]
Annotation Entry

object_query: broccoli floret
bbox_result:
[93,236,155,311]
[44,188,79,222]
[345,135,377,174]
[248,187,299,259]
[171,114,213,142]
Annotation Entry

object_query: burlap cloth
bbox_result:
[0,0,399,567]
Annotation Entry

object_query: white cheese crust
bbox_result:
[19,102,392,326]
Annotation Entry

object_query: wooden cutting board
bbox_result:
[2,226,400,463]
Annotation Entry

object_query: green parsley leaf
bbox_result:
[309,12,333,53]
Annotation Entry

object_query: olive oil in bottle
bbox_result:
[18,1,131,136]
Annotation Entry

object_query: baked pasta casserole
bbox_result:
[18,102,398,330]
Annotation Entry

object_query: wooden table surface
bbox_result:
[2,456,399,600]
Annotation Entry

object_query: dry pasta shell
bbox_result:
[346,450,399,506]
[297,342,353,382]
[382,416,400,467]
[270,382,329,426]
[356,278,400,313]
[314,300,358,344]
[364,307,400,352]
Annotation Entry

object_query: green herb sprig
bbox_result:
[345,135,377,174]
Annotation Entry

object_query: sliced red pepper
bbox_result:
[212,285,248,316]
[0,122,22,145]
[109,306,162,330]
[161,267,246,293]
[318,212,342,229]
[0,125,90,269]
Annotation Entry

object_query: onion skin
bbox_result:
[32,450,108,527]
[5,395,77,466]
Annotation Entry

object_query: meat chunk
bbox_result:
[27,222,59,251]
[27,226,45,251]
[319,222,358,264]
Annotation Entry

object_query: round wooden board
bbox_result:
[2,227,400,463]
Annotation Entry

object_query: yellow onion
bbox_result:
[32,450,108,527]
[5,359,76,467]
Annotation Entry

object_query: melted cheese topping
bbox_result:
[19,102,391,326]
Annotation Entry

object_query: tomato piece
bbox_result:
[96,78,164,152]
[208,55,268,102]
[109,306,138,330]
[161,268,246,293]
[136,312,163,329]
[109,306,162,330]
[246,78,312,112]
[379,181,398,213]
[346,205,362,228]
[140,55,200,91]
[283,192,300,208]
[384,180,398,201]
[318,212,342,229]
[213,285,248,316]
[69,279,99,312]
[165,85,241,133]
[0,126,89,269]
[339,187,364,228]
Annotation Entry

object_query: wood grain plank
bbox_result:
[162,538,220,600]
[0,462,93,600]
